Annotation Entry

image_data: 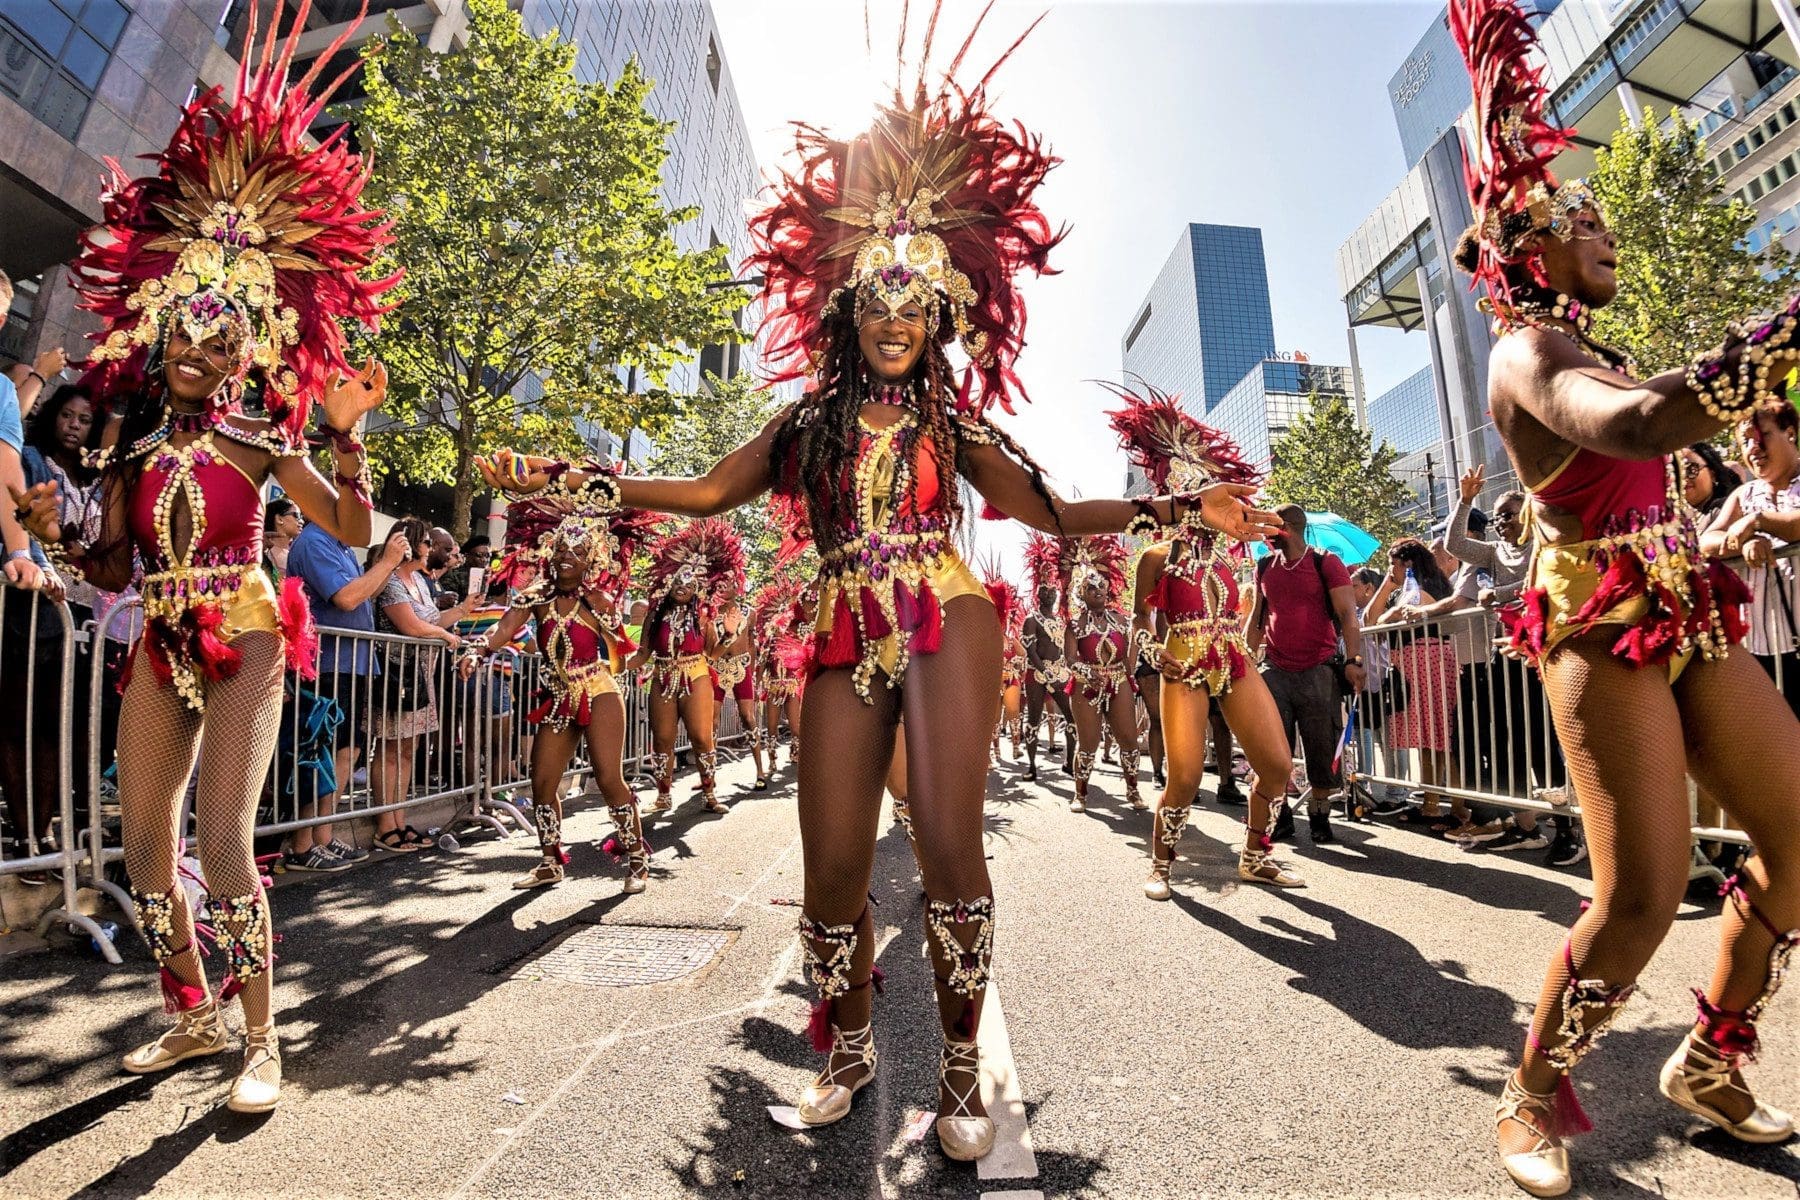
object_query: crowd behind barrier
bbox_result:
[2,543,1793,965]
[0,586,754,964]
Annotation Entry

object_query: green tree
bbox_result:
[1266,394,1420,552]
[646,372,792,583]
[354,0,739,536]
[1589,108,1800,370]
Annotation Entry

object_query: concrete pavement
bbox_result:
[1,748,1795,1199]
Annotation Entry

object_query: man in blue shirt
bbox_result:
[1,272,44,592]
[282,521,409,870]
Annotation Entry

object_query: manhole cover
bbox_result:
[509,924,736,988]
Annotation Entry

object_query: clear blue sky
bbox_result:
[711,0,1444,573]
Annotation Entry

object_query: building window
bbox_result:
[0,0,128,142]
[1750,179,1766,201]
[1736,138,1751,160]
[705,33,720,93]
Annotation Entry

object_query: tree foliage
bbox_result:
[1589,108,1800,370]
[1266,394,1420,553]
[645,372,798,584]
[353,0,740,536]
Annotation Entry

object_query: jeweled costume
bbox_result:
[62,0,393,1112]
[1054,535,1139,806]
[743,6,1062,1156]
[488,478,658,886]
[641,519,746,811]
[1106,382,1299,893]
[1453,2,1798,1190]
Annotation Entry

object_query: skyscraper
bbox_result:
[1120,223,1277,417]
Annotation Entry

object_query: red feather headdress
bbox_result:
[71,0,397,440]
[979,557,1022,635]
[745,0,1063,415]
[750,576,806,644]
[1101,379,1260,494]
[1060,535,1127,605]
[646,518,748,609]
[1022,532,1062,597]
[491,468,660,605]
[1449,0,1594,322]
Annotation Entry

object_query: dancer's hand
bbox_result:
[1180,483,1282,542]
[476,449,556,495]
[8,481,63,545]
[319,358,386,436]
[1156,648,1183,680]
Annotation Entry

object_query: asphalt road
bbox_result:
[2,748,1795,1199]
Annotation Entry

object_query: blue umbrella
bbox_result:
[1247,511,1380,566]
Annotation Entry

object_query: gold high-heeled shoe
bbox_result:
[121,995,229,1074]
[935,1040,994,1161]
[225,1023,282,1113]
[1659,1030,1795,1142]
[797,1023,876,1126]
[1496,1072,1570,1198]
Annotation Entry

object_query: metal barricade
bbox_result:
[0,582,121,961]
[1355,599,1766,848]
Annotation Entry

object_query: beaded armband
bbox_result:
[319,422,365,456]
[1132,626,1160,668]
[1686,294,1800,422]
[548,464,622,511]
[952,413,1002,446]
[1126,498,1164,539]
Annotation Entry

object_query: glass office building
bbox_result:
[1121,223,1277,417]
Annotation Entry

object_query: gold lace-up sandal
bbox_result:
[936,1039,995,1161]
[1659,886,1797,1142]
[1143,804,1189,901]
[226,1023,282,1114]
[1496,1072,1570,1198]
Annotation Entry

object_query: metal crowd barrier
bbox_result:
[0,584,779,966]
[1350,538,1800,851]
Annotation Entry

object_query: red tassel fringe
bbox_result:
[160,966,206,1014]
[278,574,318,680]
[818,594,860,668]
[1548,1074,1593,1137]
[808,998,834,1053]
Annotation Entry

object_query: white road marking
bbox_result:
[975,983,1038,1182]
[722,833,800,919]
[980,1191,1046,1200]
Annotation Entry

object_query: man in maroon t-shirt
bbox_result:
[1246,505,1367,844]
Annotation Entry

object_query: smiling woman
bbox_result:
[7,3,395,1118]
[475,1,1281,1164]
[1450,2,1800,1195]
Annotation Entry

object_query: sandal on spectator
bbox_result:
[400,825,433,850]
[375,830,419,853]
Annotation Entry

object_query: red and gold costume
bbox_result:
[489,475,656,732]
[642,519,745,700]
[1453,2,1799,1188]
[54,0,393,1114]
[1058,537,1131,705]
[1108,383,1260,696]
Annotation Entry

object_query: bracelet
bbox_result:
[1686,293,1800,421]
[1125,498,1163,539]
[1132,626,1160,668]
[6,547,31,563]
[334,467,373,510]
[319,423,365,456]
[550,463,621,510]
[27,370,46,385]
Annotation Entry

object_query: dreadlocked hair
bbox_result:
[770,292,1063,545]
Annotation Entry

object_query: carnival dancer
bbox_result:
[8,2,394,1114]
[985,570,1025,763]
[1021,534,1076,781]
[1060,536,1143,812]
[752,577,810,771]
[1451,3,1800,1194]
[1133,603,1168,789]
[713,581,768,788]
[1107,383,1306,897]
[626,519,745,815]
[460,475,657,892]
[476,4,1276,1159]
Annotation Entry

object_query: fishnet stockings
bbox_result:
[1070,685,1138,801]
[118,631,284,1028]
[1024,677,1073,775]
